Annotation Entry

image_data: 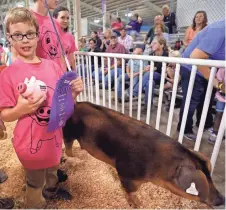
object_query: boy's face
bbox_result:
[133,48,143,55]
[7,22,38,59]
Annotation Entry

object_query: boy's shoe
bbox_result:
[0,169,8,183]
[43,187,72,200]
[57,169,68,183]
[0,198,14,209]
[184,132,197,141]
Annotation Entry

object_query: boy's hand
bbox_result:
[16,95,45,116]
[70,78,83,100]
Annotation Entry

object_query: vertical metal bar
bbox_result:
[77,54,83,101]
[81,55,87,101]
[101,56,106,106]
[94,56,100,105]
[194,67,217,151]
[166,63,180,136]
[178,65,197,143]
[129,60,134,117]
[210,107,226,175]
[146,61,154,125]
[121,58,125,114]
[114,58,118,111]
[137,60,143,120]
[107,57,111,108]
[155,62,167,130]
[88,56,94,103]
[85,55,91,102]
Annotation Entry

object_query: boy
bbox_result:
[0,7,82,208]
[32,0,66,71]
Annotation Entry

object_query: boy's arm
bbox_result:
[0,95,45,122]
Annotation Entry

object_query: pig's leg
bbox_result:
[120,177,142,208]
[64,140,74,157]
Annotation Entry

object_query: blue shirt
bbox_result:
[128,59,149,73]
[182,19,225,76]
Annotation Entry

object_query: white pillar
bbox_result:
[24,0,29,8]
[67,0,72,32]
[73,0,81,44]
[102,0,106,32]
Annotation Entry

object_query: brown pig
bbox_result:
[63,102,225,208]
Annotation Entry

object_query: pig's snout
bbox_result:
[212,192,225,206]
[17,83,27,94]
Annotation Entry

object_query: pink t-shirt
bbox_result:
[32,10,65,72]
[111,22,123,30]
[216,68,226,102]
[0,59,63,169]
[62,32,77,67]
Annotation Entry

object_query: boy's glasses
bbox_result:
[10,32,39,41]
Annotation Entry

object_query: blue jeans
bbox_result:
[117,74,139,98]
[133,71,161,104]
[177,66,215,133]
[216,100,225,112]
[92,68,122,88]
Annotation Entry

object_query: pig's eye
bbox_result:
[39,109,44,114]
[47,110,51,115]
[46,37,50,44]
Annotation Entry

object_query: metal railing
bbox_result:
[75,51,225,174]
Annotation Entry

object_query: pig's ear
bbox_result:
[24,77,29,84]
[189,149,212,173]
[174,166,209,202]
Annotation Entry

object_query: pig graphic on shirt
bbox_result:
[29,86,59,154]
[40,26,61,59]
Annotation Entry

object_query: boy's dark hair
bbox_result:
[53,6,70,32]
[89,38,96,44]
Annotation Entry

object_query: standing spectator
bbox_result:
[126,14,143,39]
[78,37,87,52]
[177,19,225,141]
[100,29,111,52]
[94,32,127,89]
[184,11,208,48]
[111,17,124,36]
[208,68,225,144]
[118,28,134,53]
[91,31,102,49]
[162,5,176,34]
[145,15,169,44]
[53,6,77,70]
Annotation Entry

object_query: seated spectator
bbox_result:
[88,38,101,71]
[153,23,169,44]
[145,15,169,44]
[184,11,208,48]
[100,29,111,52]
[117,47,145,102]
[111,17,124,36]
[126,14,143,39]
[118,28,134,53]
[162,5,176,34]
[208,68,225,145]
[93,32,127,89]
[78,37,88,51]
[134,37,168,109]
[91,31,102,49]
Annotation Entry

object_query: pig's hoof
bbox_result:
[65,149,74,157]
[128,194,141,209]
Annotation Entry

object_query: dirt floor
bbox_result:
[0,121,212,209]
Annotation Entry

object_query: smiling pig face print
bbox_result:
[29,86,59,154]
